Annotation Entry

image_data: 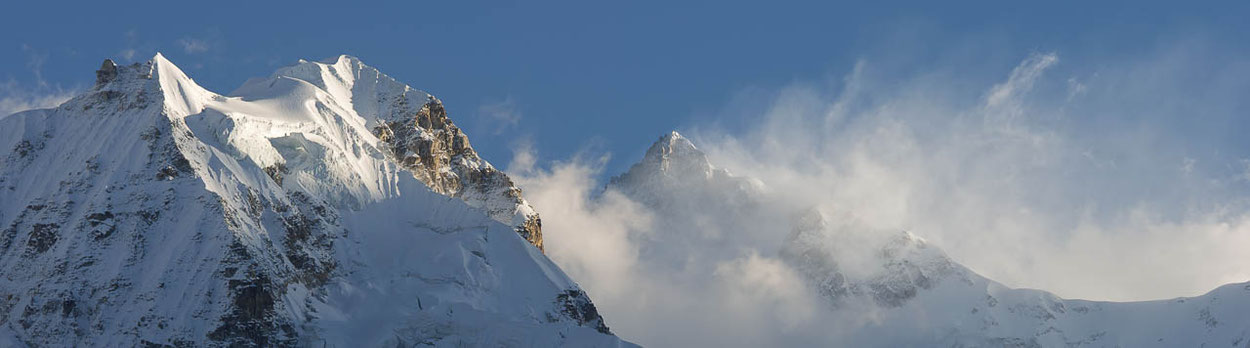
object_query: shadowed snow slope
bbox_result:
[0,54,628,347]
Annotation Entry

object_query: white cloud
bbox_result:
[2,45,77,118]
[0,93,72,119]
[510,146,845,347]
[0,80,75,119]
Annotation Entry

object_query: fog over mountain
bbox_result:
[513,50,1250,347]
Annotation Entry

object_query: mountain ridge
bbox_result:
[0,54,626,346]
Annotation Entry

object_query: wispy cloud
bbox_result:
[116,29,142,62]
[0,80,75,119]
[1,45,77,118]
[476,96,523,134]
[20,44,48,88]
[693,45,1250,302]
[177,37,210,54]
[117,49,136,61]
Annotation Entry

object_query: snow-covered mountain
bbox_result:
[0,54,629,347]
[607,131,1250,347]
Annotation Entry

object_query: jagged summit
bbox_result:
[73,53,214,118]
[0,55,616,346]
[79,53,545,250]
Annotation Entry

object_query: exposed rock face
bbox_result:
[553,290,612,335]
[371,96,543,251]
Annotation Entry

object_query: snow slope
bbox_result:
[0,54,628,346]
[603,131,1250,347]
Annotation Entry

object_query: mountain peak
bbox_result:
[638,130,711,174]
[609,131,720,198]
[148,52,212,116]
[70,52,212,116]
[647,131,696,155]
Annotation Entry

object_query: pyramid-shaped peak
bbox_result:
[150,52,189,78]
[660,130,692,146]
[643,130,703,164]
[149,52,191,78]
[148,52,213,116]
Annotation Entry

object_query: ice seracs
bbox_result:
[0,54,627,346]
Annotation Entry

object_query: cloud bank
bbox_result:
[691,45,1250,302]
[509,39,1250,346]
[510,150,849,347]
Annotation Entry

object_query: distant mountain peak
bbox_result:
[644,131,699,159]
[609,131,767,211]
[634,130,713,177]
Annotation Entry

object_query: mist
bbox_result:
[509,40,1250,346]
[690,45,1250,302]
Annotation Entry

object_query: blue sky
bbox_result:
[2,0,1248,176]
[4,0,1250,311]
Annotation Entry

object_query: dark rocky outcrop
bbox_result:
[373,97,544,251]
[553,290,612,335]
[96,59,118,85]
